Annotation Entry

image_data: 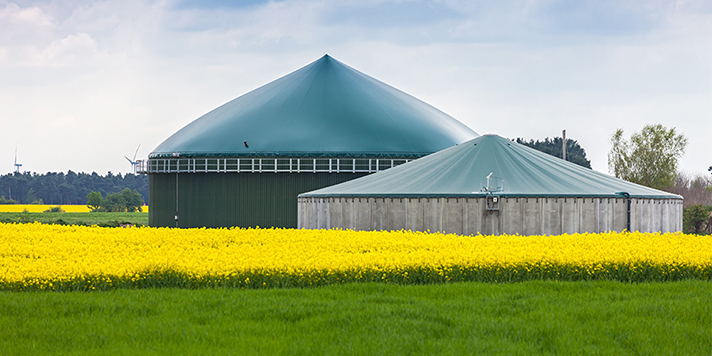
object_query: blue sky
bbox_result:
[1,0,710,176]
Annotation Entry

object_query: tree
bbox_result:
[25,188,37,204]
[102,192,127,212]
[86,191,103,212]
[99,188,144,212]
[683,204,710,235]
[120,188,144,212]
[608,124,687,190]
[513,137,591,168]
[667,173,712,208]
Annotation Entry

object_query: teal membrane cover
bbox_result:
[151,55,477,158]
[300,135,682,200]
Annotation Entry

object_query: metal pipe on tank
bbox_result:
[175,172,179,228]
[616,192,631,232]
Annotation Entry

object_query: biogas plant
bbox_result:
[141,55,681,234]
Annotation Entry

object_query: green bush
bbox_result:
[18,211,32,223]
[0,196,17,204]
[683,204,710,234]
[86,191,103,212]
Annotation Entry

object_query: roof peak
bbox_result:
[151,54,477,158]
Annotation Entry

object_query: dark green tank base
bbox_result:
[148,172,369,228]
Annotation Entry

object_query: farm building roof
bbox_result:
[150,55,477,158]
[299,134,682,199]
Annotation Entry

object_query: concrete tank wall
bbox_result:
[298,196,683,235]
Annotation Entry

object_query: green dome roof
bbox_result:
[300,135,682,199]
[150,55,477,158]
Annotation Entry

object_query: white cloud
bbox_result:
[0,3,53,28]
[41,32,98,64]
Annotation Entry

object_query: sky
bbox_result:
[1,0,710,177]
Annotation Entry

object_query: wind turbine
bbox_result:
[13,146,22,173]
[125,144,141,174]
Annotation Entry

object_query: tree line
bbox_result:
[512,136,592,168]
[0,171,148,206]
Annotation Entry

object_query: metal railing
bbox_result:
[136,157,413,174]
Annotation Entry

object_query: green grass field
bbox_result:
[1,280,709,355]
[0,212,148,227]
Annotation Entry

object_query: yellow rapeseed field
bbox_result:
[0,205,148,213]
[0,205,91,212]
[0,222,709,291]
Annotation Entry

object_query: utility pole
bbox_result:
[562,129,567,161]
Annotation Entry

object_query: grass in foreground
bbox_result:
[1,280,709,356]
[0,212,147,227]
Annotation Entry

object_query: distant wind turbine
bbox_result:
[13,146,22,173]
[125,144,141,174]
